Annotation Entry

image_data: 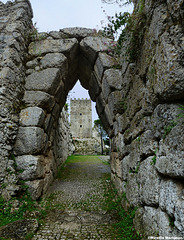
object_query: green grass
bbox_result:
[0,192,46,227]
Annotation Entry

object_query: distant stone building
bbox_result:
[70,98,101,155]
[70,98,92,138]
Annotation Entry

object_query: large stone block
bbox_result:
[88,72,101,102]
[96,93,106,116]
[139,130,158,158]
[94,52,117,80]
[23,91,55,112]
[28,38,78,60]
[155,124,184,179]
[138,157,161,206]
[60,27,95,41]
[159,179,184,218]
[19,107,45,127]
[153,31,184,101]
[121,155,130,181]
[108,91,124,115]
[126,173,140,207]
[25,68,61,95]
[151,103,181,139]
[14,127,45,155]
[175,199,184,233]
[80,36,113,65]
[40,53,68,70]
[25,179,44,200]
[15,155,45,181]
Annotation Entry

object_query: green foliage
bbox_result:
[0,191,46,227]
[151,155,156,165]
[29,23,47,42]
[150,150,157,165]
[163,121,177,140]
[177,105,184,120]
[135,164,140,173]
[114,207,140,240]
[64,103,69,112]
[25,232,35,240]
[94,119,109,155]
[103,185,140,239]
[103,0,147,62]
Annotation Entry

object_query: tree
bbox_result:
[94,119,108,155]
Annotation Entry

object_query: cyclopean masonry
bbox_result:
[0,0,184,238]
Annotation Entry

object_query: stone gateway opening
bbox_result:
[0,0,184,238]
[13,28,119,200]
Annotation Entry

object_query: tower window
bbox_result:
[80,125,82,128]
[80,113,82,115]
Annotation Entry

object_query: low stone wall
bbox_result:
[72,137,101,155]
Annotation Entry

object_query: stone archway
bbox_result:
[13,28,123,199]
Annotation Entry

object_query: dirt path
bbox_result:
[32,155,122,240]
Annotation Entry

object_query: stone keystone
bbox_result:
[25,68,61,95]
[80,36,115,65]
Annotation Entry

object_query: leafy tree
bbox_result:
[94,119,108,155]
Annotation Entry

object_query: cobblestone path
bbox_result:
[32,155,122,240]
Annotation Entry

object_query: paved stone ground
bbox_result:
[32,155,121,240]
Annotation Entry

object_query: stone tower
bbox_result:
[70,98,92,138]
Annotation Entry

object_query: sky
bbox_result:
[1,0,133,123]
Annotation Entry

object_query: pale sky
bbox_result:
[1,0,133,123]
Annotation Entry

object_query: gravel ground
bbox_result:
[32,155,121,240]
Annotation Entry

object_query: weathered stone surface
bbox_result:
[155,124,184,178]
[104,105,113,127]
[25,179,44,200]
[0,219,38,240]
[108,91,124,115]
[40,53,68,70]
[25,68,61,95]
[28,38,78,59]
[139,130,158,157]
[138,157,160,206]
[96,93,106,116]
[142,207,172,237]
[14,127,45,155]
[60,27,95,41]
[23,91,55,112]
[126,173,140,207]
[94,52,117,80]
[15,155,45,181]
[80,36,114,65]
[19,107,45,127]
[102,69,122,102]
[159,179,184,218]
[121,155,130,181]
[88,71,101,102]
[154,30,184,100]
[175,199,184,232]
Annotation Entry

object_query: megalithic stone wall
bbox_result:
[0,0,184,238]
[0,0,33,199]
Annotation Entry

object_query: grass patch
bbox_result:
[0,192,46,227]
